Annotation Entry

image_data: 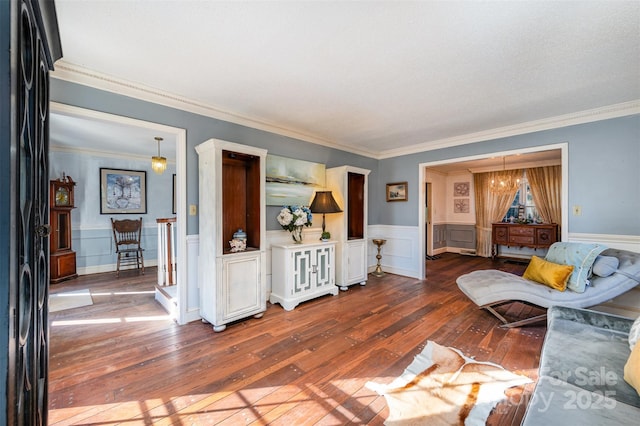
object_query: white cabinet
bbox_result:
[326,166,370,291]
[270,241,338,311]
[195,139,267,332]
[345,239,367,284]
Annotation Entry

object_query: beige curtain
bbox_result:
[527,165,562,224]
[474,169,522,257]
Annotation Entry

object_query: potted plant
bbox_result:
[321,231,331,241]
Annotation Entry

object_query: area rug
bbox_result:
[366,340,532,426]
[49,289,93,312]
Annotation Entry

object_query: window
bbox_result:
[503,172,539,222]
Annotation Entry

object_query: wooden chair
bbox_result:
[111,217,144,277]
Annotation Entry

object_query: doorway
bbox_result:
[49,103,190,324]
[418,144,568,280]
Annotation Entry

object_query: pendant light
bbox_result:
[151,136,167,174]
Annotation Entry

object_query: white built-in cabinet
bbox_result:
[326,166,370,291]
[270,241,338,310]
[195,139,267,332]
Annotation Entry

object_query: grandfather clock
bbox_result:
[50,175,78,283]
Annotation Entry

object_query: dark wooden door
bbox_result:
[1,1,61,424]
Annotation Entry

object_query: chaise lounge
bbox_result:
[456,246,640,327]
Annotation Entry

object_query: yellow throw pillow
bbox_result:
[523,256,574,291]
[624,340,640,396]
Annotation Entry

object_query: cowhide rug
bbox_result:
[366,341,532,425]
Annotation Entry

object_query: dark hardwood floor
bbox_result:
[48,253,544,425]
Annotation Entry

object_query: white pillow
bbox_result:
[630,316,640,351]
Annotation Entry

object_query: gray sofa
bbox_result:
[522,305,640,424]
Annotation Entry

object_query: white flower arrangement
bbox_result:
[277,205,312,231]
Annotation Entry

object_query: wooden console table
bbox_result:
[492,223,559,259]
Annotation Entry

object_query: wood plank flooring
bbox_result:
[48,253,545,425]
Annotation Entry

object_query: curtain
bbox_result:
[527,165,562,225]
[474,169,522,257]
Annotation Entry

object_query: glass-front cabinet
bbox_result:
[271,241,337,311]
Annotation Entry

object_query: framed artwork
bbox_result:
[454,198,470,213]
[453,182,470,197]
[172,173,177,214]
[386,182,408,202]
[100,168,147,214]
[266,154,325,206]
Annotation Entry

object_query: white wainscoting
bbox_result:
[367,225,422,279]
[78,260,158,276]
[568,233,640,318]
[567,233,640,252]
[183,234,201,323]
[186,229,640,321]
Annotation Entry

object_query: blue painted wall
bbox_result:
[50,150,176,269]
[50,79,379,235]
[376,115,640,236]
[51,79,640,239]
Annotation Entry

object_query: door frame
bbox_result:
[49,102,190,324]
[417,143,568,279]
[426,182,433,257]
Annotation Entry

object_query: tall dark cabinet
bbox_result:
[50,176,78,283]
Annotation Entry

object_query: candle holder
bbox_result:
[372,238,387,277]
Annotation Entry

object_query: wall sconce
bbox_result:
[309,191,342,236]
[151,136,167,174]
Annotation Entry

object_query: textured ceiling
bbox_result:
[51,1,639,158]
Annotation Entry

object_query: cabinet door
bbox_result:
[536,226,557,247]
[493,225,509,244]
[314,246,334,287]
[346,240,366,283]
[292,249,313,294]
[220,255,262,322]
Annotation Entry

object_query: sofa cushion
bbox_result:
[523,377,640,424]
[545,242,607,293]
[538,307,639,408]
[523,256,574,291]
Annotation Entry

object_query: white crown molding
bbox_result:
[51,61,639,161]
[51,61,378,159]
[467,158,561,174]
[378,100,640,159]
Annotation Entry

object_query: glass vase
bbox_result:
[291,226,303,244]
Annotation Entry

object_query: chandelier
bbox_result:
[490,157,520,194]
[151,136,167,174]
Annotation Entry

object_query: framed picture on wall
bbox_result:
[454,198,470,213]
[453,182,470,197]
[265,154,326,206]
[172,173,177,214]
[100,168,147,214]
[386,182,408,202]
